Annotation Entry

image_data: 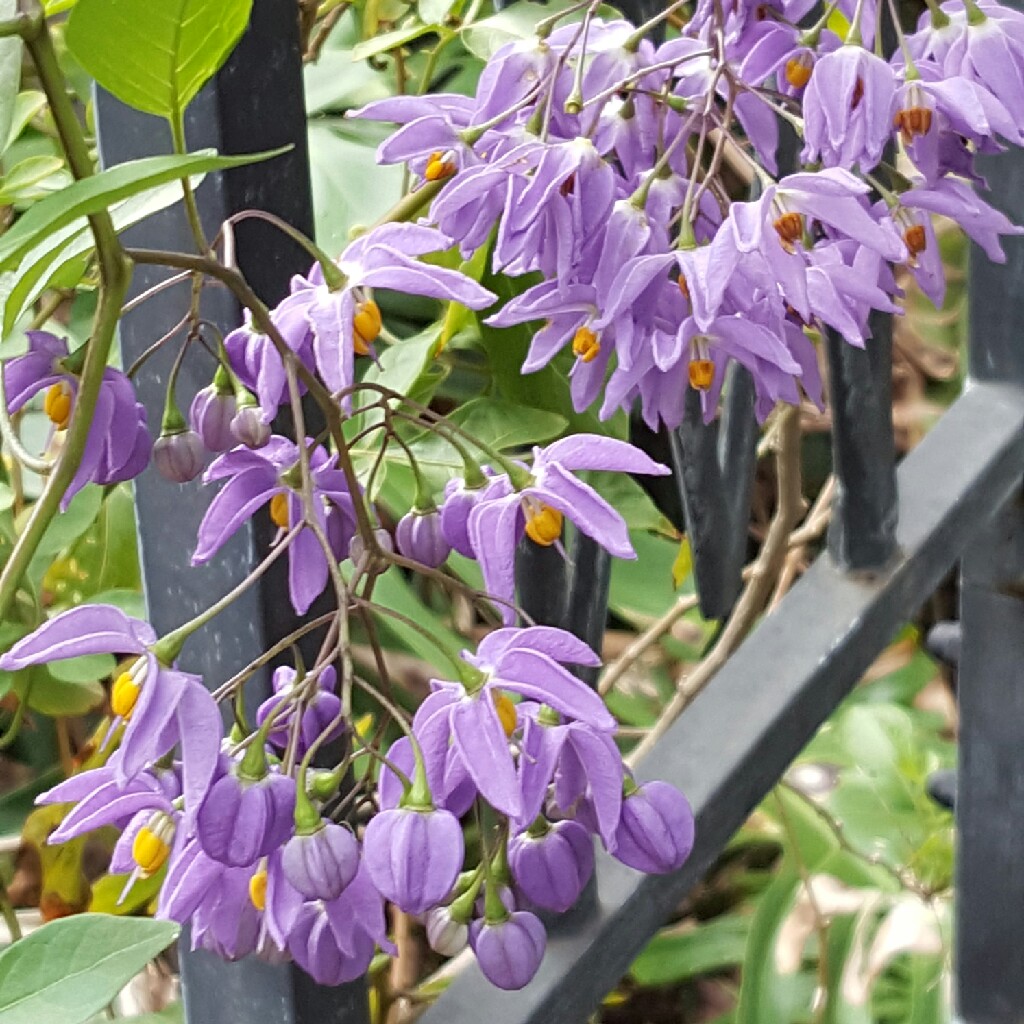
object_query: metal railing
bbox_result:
[94,1,1024,1021]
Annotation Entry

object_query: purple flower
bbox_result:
[0,605,220,814]
[425,905,469,956]
[439,479,487,557]
[470,911,547,990]
[3,331,151,507]
[802,45,896,170]
[195,768,296,867]
[362,806,464,914]
[194,437,356,615]
[464,436,670,622]
[378,734,476,818]
[612,780,695,874]
[286,225,496,398]
[508,820,594,912]
[230,399,272,450]
[395,507,451,567]
[413,627,613,818]
[255,664,344,755]
[281,821,360,901]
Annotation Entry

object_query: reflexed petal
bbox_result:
[0,605,153,669]
[450,697,521,816]
[192,470,281,564]
[533,468,635,559]
[540,434,669,476]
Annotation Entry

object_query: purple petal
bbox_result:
[451,698,521,817]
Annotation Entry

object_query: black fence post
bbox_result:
[954,97,1024,1022]
[94,3,369,1022]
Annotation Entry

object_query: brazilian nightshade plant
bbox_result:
[0,0,1016,999]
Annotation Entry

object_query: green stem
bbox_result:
[170,112,211,254]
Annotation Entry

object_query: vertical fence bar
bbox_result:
[95,3,368,1022]
[825,312,899,570]
[955,91,1024,1022]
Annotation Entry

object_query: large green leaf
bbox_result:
[66,0,253,121]
[0,148,287,271]
[0,914,179,1024]
[4,179,206,335]
[15,664,105,716]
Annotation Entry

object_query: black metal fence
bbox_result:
[94,2,1024,1022]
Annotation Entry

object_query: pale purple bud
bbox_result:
[470,911,546,990]
[508,820,594,912]
[362,806,464,914]
[440,481,483,557]
[425,905,469,956]
[153,430,205,483]
[474,884,515,919]
[190,385,236,452]
[282,821,360,900]
[230,404,272,449]
[395,508,451,567]
[348,528,393,571]
[612,781,694,874]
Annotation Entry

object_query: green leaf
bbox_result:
[66,0,253,121]
[89,867,166,916]
[0,155,67,205]
[308,119,405,253]
[351,23,443,61]
[0,0,21,155]
[630,914,750,987]
[22,485,102,558]
[4,91,47,154]
[460,0,620,59]
[15,665,105,716]
[0,914,179,1024]
[83,589,146,619]
[5,179,203,335]
[0,147,288,271]
[0,764,61,837]
[419,0,457,23]
[45,652,115,685]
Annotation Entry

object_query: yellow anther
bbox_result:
[269,492,290,530]
[111,668,142,720]
[132,814,174,877]
[688,358,715,391]
[784,54,813,89]
[894,106,932,144]
[43,382,73,430]
[424,150,457,182]
[352,299,382,355]
[492,692,518,738]
[571,326,601,364]
[249,864,268,910]
[773,211,804,250]
[524,503,563,546]
[904,224,927,259]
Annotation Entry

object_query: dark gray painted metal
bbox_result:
[95,3,368,1022]
[825,311,899,571]
[956,62,1024,1018]
[956,495,1024,1024]
[668,365,757,619]
[420,381,1024,1024]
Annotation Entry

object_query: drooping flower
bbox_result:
[410,627,613,818]
[460,436,670,622]
[281,226,496,399]
[281,820,360,901]
[0,605,220,813]
[255,664,344,756]
[2,331,151,507]
[189,376,237,453]
[802,45,896,170]
[152,428,205,483]
[193,437,357,615]
[395,507,451,568]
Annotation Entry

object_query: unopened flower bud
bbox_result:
[425,905,469,956]
[508,819,594,912]
[348,528,393,573]
[153,429,205,483]
[611,780,694,874]
[230,402,272,449]
[363,806,464,915]
[282,821,360,901]
[190,383,237,452]
[395,508,451,568]
[470,912,547,990]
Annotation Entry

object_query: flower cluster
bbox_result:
[352,0,1022,428]
[1,607,692,990]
